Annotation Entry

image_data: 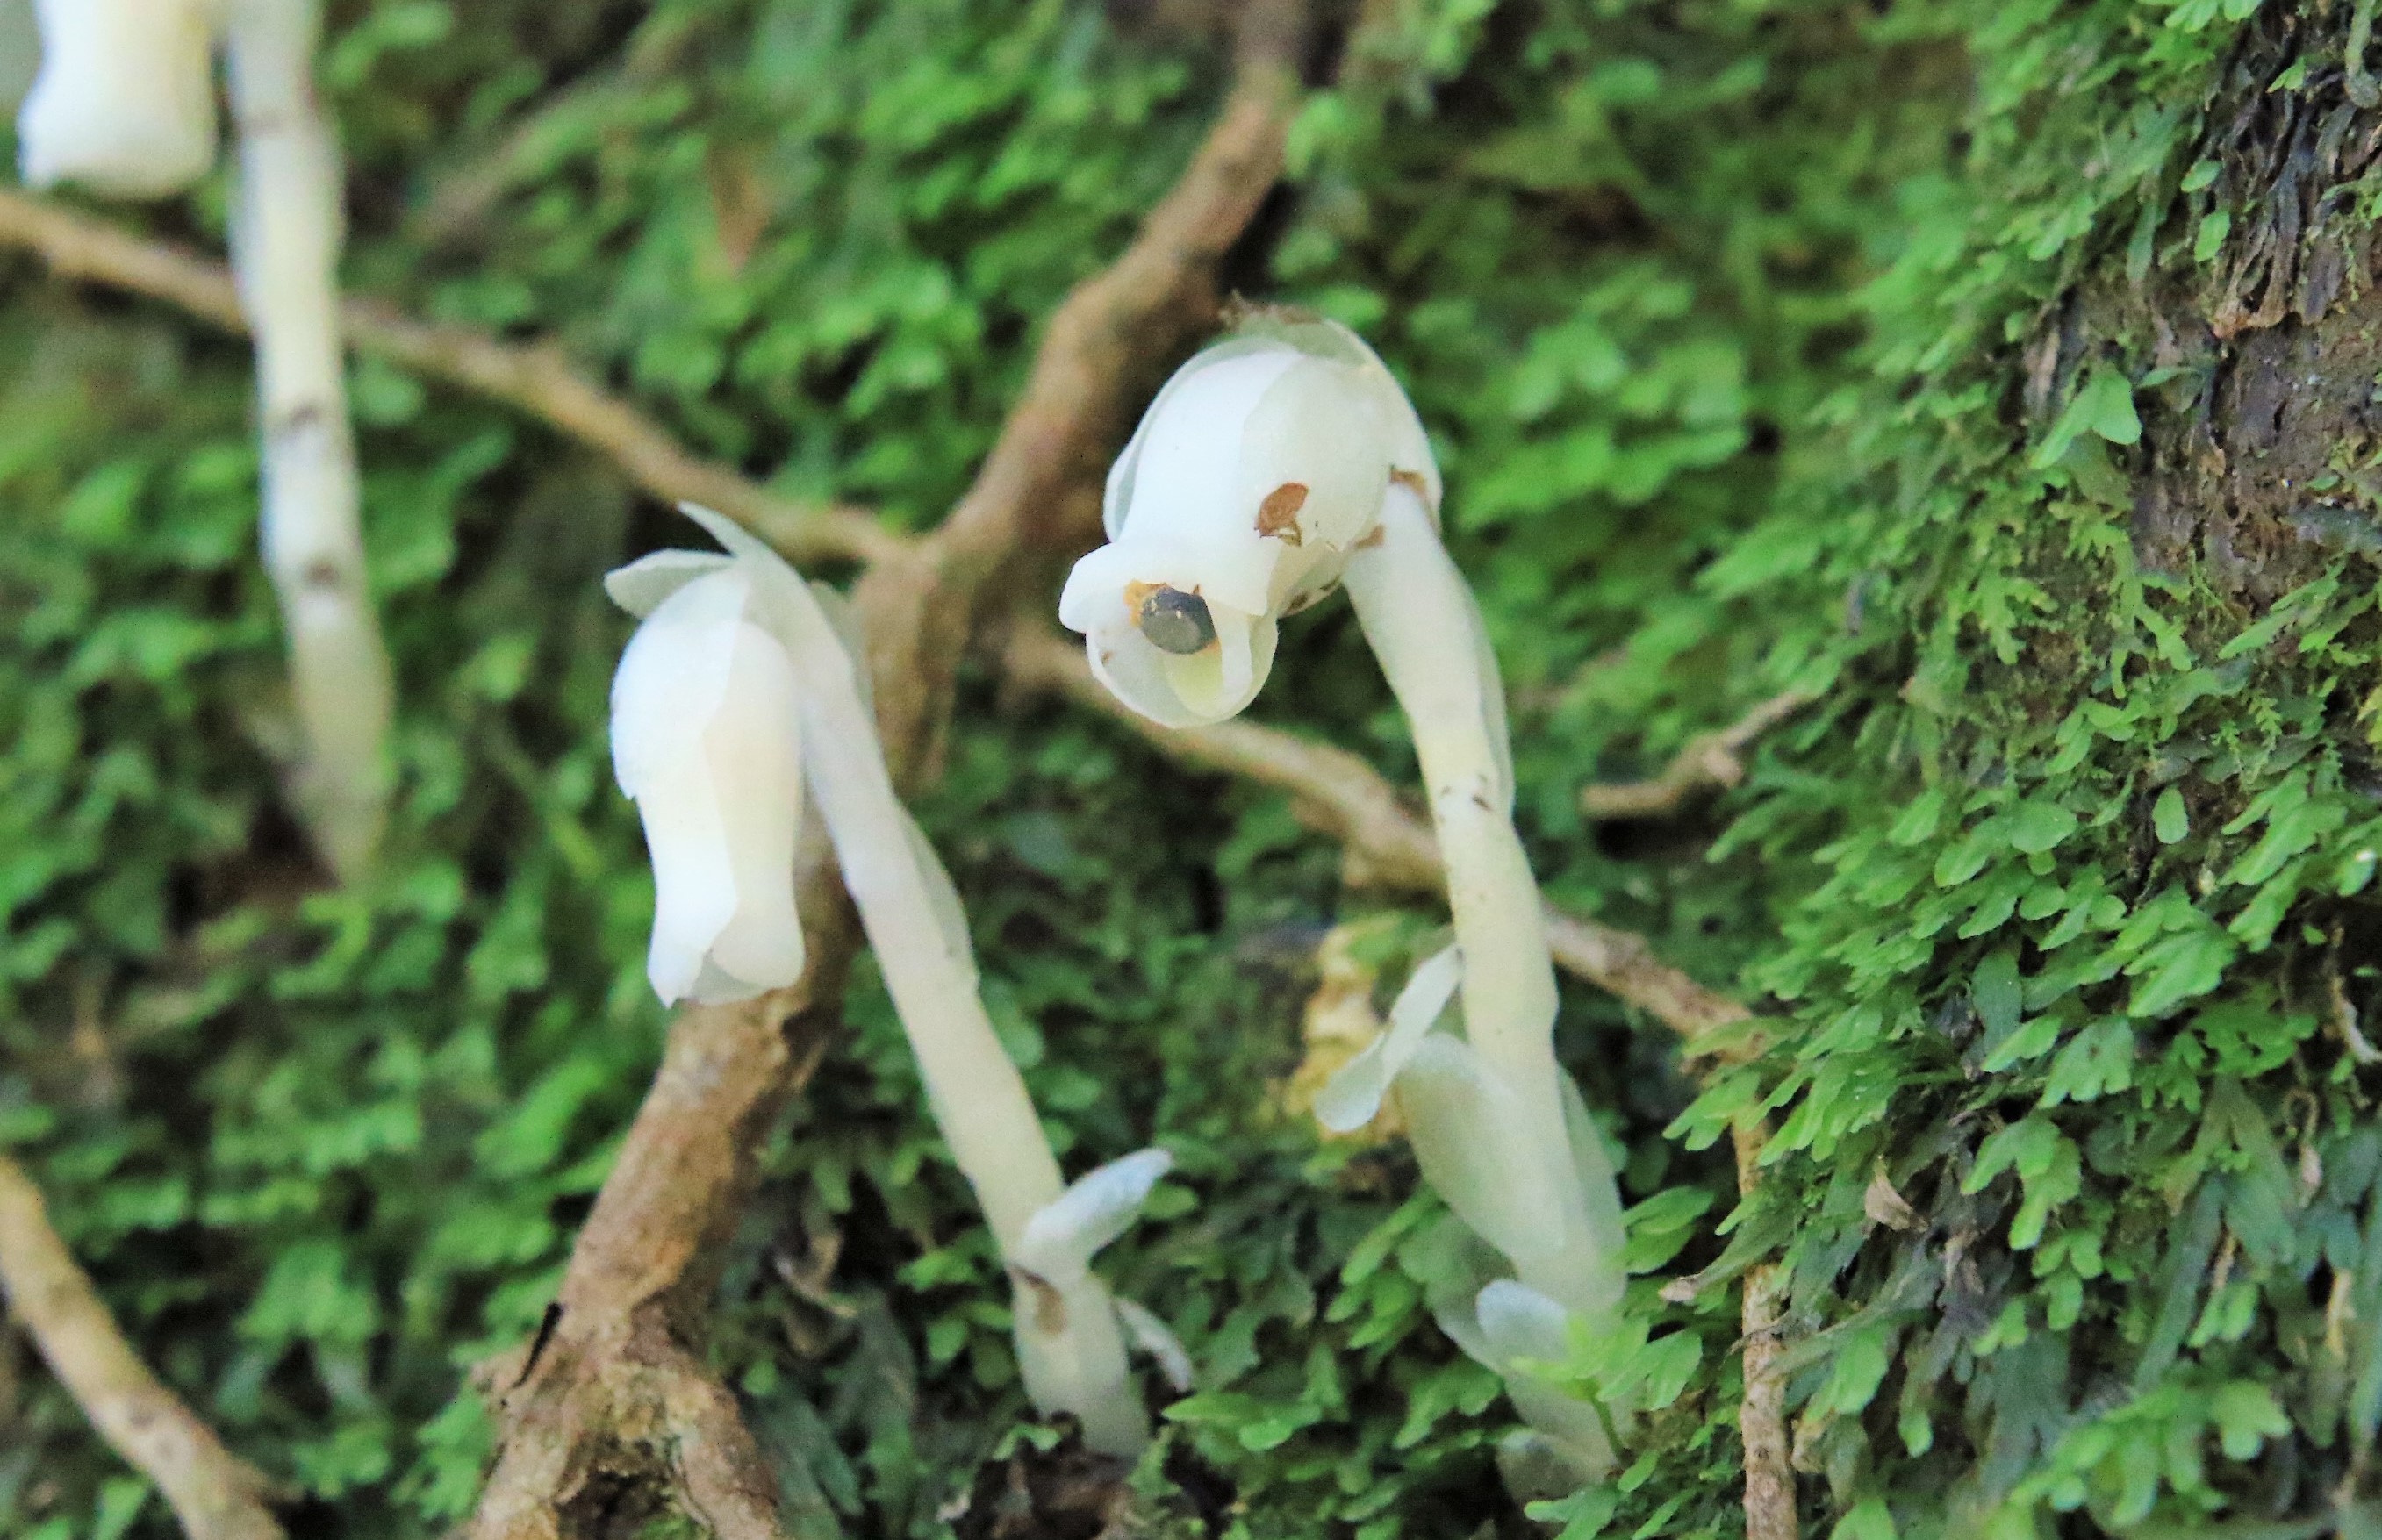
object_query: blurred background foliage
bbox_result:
[11,0,2303,1536]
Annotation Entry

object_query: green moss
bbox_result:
[20,0,2362,1536]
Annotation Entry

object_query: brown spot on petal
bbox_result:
[1281,581,1338,616]
[1256,483,1309,544]
[1354,526,1387,549]
[1390,468,1431,499]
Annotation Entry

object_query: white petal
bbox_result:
[690,620,806,992]
[1014,1147,1173,1282]
[604,550,735,618]
[1395,1036,1568,1266]
[633,745,736,1004]
[610,571,751,796]
[1233,312,1441,514]
[19,0,218,198]
[1112,1294,1195,1393]
[611,569,805,1006]
[1238,355,1393,559]
[1057,541,1142,638]
[1152,606,1272,722]
[1107,340,1300,546]
[1315,945,1461,1133]
[1476,1279,1573,1369]
[1064,544,1281,727]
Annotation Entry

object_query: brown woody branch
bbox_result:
[0,1154,287,1540]
[1730,1123,1797,1540]
[1581,690,1815,820]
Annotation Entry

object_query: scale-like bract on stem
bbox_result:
[606,508,1175,1456]
[18,0,220,198]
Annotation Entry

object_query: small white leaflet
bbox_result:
[1475,1279,1572,1371]
[1013,1147,1173,1283]
[1112,1294,1195,1393]
[1314,945,1462,1133]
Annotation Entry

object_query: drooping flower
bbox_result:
[18,0,221,198]
[1075,315,1637,1476]
[611,507,1179,1455]
[1058,312,1439,727]
[606,549,805,1006]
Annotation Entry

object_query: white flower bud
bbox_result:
[1059,314,1438,727]
[18,0,220,198]
[607,560,806,1006]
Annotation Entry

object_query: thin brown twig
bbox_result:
[0,186,900,570]
[0,1153,287,1540]
[1000,625,1755,1045]
[1581,690,1815,820]
[1730,1122,1797,1540]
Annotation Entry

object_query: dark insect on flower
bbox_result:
[1136,584,1217,654]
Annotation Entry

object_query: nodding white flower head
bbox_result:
[606,516,810,1007]
[1059,310,1439,727]
[18,0,221,199]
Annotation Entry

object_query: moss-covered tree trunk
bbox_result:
[1686,3,2382,1534]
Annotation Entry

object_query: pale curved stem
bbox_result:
[765,572,1145,1457]
[225,0,391,880]
[1342,483,1625,1323]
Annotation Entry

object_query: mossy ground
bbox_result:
[9,2,2376,1537]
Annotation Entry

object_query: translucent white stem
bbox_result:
[1342,483,1624,1322]
[766,575,1146,1457]
[225,0,391,880]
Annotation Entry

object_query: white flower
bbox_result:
[18,0,220,198]
[1058,312,1439,727]
[606,548,806,1006]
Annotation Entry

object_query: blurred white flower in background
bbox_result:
[18,0,220,197]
